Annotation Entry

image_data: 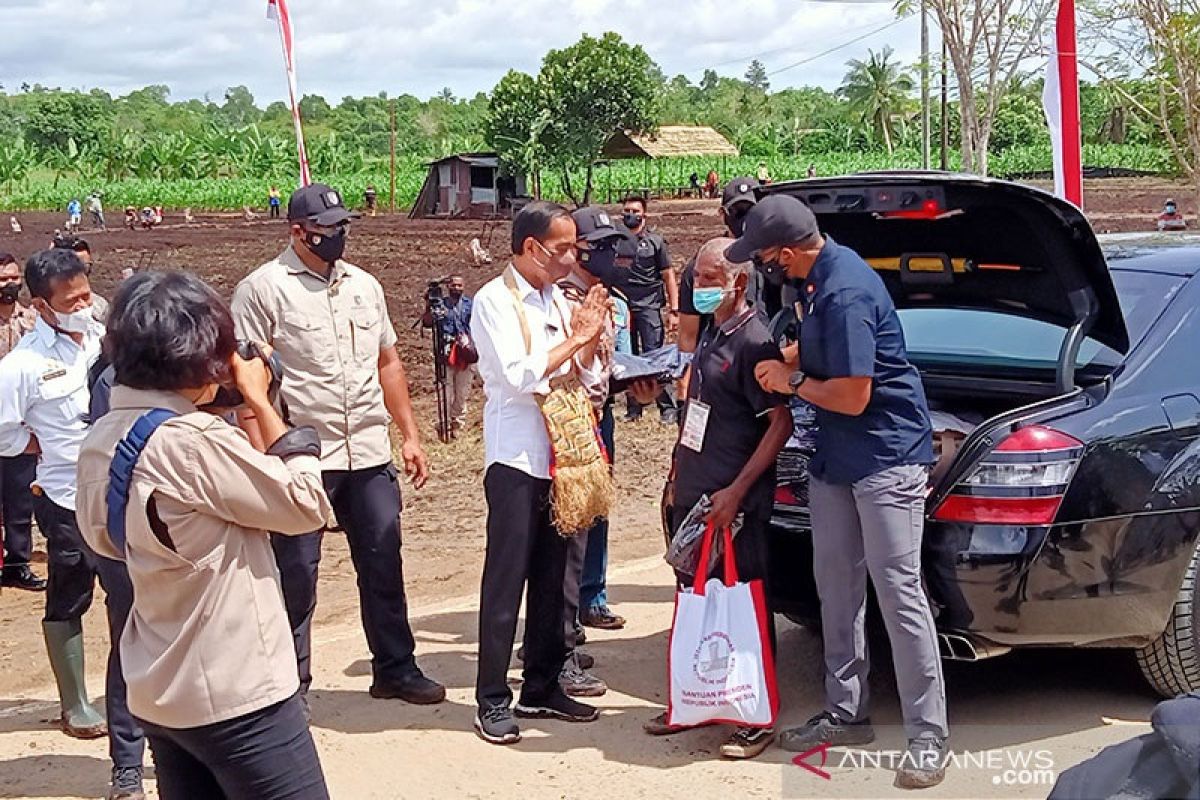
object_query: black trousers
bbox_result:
[95,555,146,769]
[272,464,417,692]
[138,694,328,800]
[476,464,570,709]
[0,454,36,570]
[34,494,96,622]
[627,306,676,416]
[34,496,144,767]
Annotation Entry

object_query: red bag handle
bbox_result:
[692,522,739,595]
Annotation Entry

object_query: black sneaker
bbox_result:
[778,712,876,752]
[1,565,46,592]
[721,726,775,760]
[559,660,607,698]
[895,733,949,789]
[474,706,521,745]
[659,408,679,426]
[108,765,145,800]
[515,690,599,722]
[369,671,446,705]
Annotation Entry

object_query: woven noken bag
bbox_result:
[504,267,614,536]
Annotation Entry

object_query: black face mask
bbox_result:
[622,212,643,230]
[754,253,787,286]
[726,207,750,238]
[0,283,21,304]
[303,227,347,264]
[580,244,619,287]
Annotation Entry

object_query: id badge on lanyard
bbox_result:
[681,330,717,453]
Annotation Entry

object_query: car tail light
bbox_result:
[932,426,1083,525]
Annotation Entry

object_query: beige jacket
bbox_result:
[76,387,333,728]
[230,247,399,472]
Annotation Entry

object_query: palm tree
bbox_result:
[838,46,915,155]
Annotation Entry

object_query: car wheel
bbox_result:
[1136,541,1200,698]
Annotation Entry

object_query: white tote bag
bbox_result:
[667,524,779,729]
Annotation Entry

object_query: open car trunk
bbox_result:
[763,172,1130,393]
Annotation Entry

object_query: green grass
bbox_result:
[0,146,1176,212]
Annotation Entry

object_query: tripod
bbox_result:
[428,297,452,444]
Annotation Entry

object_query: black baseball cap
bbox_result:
[725,194,819,264]
[572,207,634,246]
[722,176,760,210]
[287,183,359,226]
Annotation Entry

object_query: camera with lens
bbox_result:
[205,340,285,410]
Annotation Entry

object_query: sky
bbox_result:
[2,0,924,105]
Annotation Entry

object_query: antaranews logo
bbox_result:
[785,741,1058,798]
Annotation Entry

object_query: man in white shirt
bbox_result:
[0,248,149,799]
[469,201,609,745]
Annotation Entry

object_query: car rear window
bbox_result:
[898,270,1184,374]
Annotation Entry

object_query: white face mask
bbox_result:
[54,307,93,334]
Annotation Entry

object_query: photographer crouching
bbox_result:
[75,271,333,800]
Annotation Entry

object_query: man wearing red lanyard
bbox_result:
[639,237,792,759]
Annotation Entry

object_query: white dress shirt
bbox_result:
[470,265,580,480]
[0,315,102,510]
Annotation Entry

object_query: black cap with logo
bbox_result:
[287,183,359,226]
[571,207,635,246]
[725,194,820,264]
[721,176,761,210]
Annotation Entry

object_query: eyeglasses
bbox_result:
[535,239,574,259]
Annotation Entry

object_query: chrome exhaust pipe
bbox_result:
[938,632,1012,661]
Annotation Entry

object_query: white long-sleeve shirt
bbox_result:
[470,265,584,480]
[0,316,102,510]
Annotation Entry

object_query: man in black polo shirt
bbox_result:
[728,195,949,789]
[616,196,678,424]
[641,236,791,760]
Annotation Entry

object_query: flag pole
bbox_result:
[269,0,311,186]
[1056,0,1083,207]
[1044,0,1082,207]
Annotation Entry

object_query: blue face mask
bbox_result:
[692,286,728,314]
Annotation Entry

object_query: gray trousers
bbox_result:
[809,463,948,739]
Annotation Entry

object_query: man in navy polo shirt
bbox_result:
[726,194,949,790]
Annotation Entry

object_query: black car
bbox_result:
[746,174,1200,698]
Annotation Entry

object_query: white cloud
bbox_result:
[1,0,923,104]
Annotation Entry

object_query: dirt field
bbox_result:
[0,178,1188,798]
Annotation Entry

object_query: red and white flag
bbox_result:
[268,0,311,186]
[1042,0,1082,207]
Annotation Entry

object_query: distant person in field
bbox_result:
[705,169,719,199]
[1157,199,1187,232]
[268,186,282,219]
[807,163,817,179]
[66,199,82,232]
[87,193,106,231]
[9,217,20,234]
[689,172,701,196]
[364,185,379,217]
[756,161,772,184]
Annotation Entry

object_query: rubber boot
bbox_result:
[42,619,108,739]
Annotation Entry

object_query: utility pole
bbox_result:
[940,32,949,171]
[920,0,931,170]
[389,98,397,214]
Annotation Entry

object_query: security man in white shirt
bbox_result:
[0,249,147,797]
[469,201,610,745]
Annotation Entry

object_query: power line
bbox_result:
[767,15,912,77]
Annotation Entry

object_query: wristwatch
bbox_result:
[789,371,807,394]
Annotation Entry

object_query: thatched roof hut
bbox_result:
[602,126,739,160]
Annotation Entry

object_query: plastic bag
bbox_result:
[665,494,743,578]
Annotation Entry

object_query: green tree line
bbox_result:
[0,33,1178,211]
